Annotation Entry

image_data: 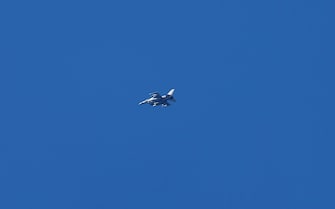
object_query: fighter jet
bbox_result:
[139,89,176,107]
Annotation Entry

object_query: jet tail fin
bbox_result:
[167,89,175,96]
[167,89,176,102]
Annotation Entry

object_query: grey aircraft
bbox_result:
[139,89,176,107]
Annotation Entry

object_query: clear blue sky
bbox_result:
[1,1,334,208]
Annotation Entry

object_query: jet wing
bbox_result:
[149,92,161,98]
